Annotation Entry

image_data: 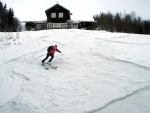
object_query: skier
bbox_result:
[42,45,61,65]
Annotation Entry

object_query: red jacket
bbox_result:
[47,45,61,55]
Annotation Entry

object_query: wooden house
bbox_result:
[45,3,71,29]
[25,3,96,30]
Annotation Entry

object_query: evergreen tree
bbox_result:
[114,13,122,32]
[143,20,150,34]
[0,1,20,31]
[0,1,3,19]
[1,3,8,30]
[0,1,3,30]
[106,12,114,32]
[99,12,106,29]
[137,17,143,34]
[122,14,132,33]
[8,8,14,30]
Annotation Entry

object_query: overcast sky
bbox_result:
[3,0,150,21]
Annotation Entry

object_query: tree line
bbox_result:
[0,1,20,32]
[93,11,150,34]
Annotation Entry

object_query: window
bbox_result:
[59,13,63,18]
[61,23,67,28]
[51,13,56,18]
[54,23,60,28]
[36,24,41,30]
[47,23,53,28]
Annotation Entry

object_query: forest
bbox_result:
[0,1,20,32]
[93,11,150,34]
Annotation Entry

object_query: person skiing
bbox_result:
[42,45,61,65]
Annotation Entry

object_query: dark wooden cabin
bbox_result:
[79,21,93,30]
[45,3,70,23]
[25,3,96,30]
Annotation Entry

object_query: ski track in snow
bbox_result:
[82,32,150,113]
[96,37,150,46]
[0,30,80,112]
[0,29,150,113]
[84,85,150,113]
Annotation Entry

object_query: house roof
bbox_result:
[45,3,70,12]
[22,21,47,24]
[66,20,80,24]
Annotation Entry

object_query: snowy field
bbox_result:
[0,29,150,113]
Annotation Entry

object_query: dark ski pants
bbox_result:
[42,53,54,63]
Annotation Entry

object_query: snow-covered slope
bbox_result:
[0,29,150,113]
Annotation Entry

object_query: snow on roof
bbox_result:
[66,20,80,24]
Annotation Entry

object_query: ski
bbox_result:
[41,63,49,69]
[51,65,57,69]
[41,63,57,70]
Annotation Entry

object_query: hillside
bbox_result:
[0,29,150,113]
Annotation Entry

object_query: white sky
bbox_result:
[2,0,150,21]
